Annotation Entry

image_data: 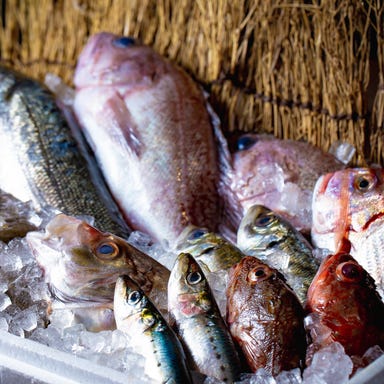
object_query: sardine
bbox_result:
[114,274,193,384]
[168,252,242,382]
[305,252,384,361]
[175,225,244,273]
[228,134,344,234]
[26,213,170,331]
[311,167,384,297]
[73,32,223,247]
[237,204,319,304]
[0,65,130,238]
[226,256,306,376]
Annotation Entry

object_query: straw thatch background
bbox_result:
[0,0,383,166]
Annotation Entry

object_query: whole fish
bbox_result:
[168,252,242,382]
[311,167,384,297]
[114,274,193,384]
[237,204,319,304]
[0,65,130,238]
[73,32,222,247]
[305,252,384,361]
[26,213,170,331]
[228,134,344,234]
[226,256,306,376]
[175,225,244,273]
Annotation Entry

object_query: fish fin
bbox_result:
[206,98,242,242]
[102,94,143,157]
[236,328,266,369]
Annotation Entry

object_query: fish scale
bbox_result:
[0,65,130,238]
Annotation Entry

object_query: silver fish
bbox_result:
[237,205,319,304]
[175,225,244,273]
[114,274,193,384]
[0,64,130,238]
[168,252,242,382]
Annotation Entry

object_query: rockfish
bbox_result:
[26,214,170,331]
[237,204,319,304]
[228,134,344,234]
[73,32,223,247]
[0,65,129,238]
[311,167,384,297]
[226,256,306,376]
[305,252,384,361]
[168,252,242,382]
[114,274,193,384]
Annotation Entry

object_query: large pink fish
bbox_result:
[311,167,384,298]
[228,134,344,234]
[73,33,223,247]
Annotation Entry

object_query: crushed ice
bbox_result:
[0,198,382,383]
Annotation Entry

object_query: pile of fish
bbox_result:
[0,31,383,383]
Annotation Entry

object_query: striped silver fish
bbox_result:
[237,204,319,304]
[0,64,130,237]
[175,225,244,273]
[168,252,242,382]
[114,274,193,384]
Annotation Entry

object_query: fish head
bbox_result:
[26,213,151,304]
[74,32,167,89]
[175,225,213,254]
[311,167,384,251]
[237,205,289,252]
[226,256,285,322]
[168,252,213,318]
[114,274,159,334]
[306,252,378,316]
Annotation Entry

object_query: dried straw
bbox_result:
[0,0,382,165]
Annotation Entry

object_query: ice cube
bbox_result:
[302,342,353,384]
[0,315,8,331]
[236,369,277,383]
[276,368,302,384]
[11,306,38,332]
[30,325,62,347]
[0,293,11,311]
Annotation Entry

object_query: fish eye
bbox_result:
[336,260,363,283]
[248,266,272,282]
[113,36,136,48]
[188,228,207,240]
[353,172,376,193]
[127,290,142,305]
[96,241,120,260]
[237,135,256,151]
[254,213,274,227]
[186,271,203,285]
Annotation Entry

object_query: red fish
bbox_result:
[226,256,306,376]
[311,167,384,297]
[305,252,384,362]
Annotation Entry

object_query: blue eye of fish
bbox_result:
[113,36,136,48]
[255,214,273,227]
[236,136,256,151]
[189,229,207,240]
[128,290,142,305]
[96,242,119,260]
[186,271,202,285]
